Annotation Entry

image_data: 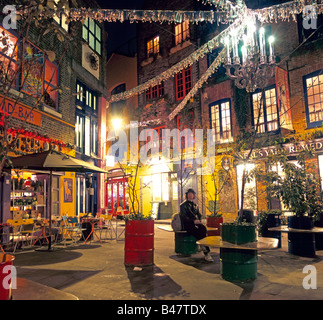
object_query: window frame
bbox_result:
[145,82,164,101]
[175,66,192,101]
[209,98,233,144]
[43,58,59,110]
[146,35,160,58]
[303,69,323,129]
[251,85,279,134]
[82,18,102,55]
[0,27,19,89]
[174,21,190,46]
[75,80,99,156]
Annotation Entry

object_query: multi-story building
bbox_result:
[105,0,323,221]
[0,0,107,223]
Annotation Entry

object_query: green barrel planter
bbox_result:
[220,248,258,282]
[175,232,198,255]
[220,223,257,282]
[221,222,256,244]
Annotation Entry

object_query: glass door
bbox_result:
[105,177,129,215]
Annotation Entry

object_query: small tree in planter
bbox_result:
[267,150,322,257]
[119,160,154,267]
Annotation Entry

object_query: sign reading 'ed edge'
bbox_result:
[0,97,42,126]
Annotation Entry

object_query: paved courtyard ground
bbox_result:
[10,222,323,301]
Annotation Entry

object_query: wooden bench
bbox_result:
[157,225,218,255]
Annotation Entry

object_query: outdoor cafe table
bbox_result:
[197,236,279,251]
[197,236,279,282]
[81,217,102,244]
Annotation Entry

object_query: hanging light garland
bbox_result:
[169,47,226,121]
[110,16,246,103]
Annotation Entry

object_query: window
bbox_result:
[145,82,164,101]
[0,27,18,88]
[143,173,169,202]
[53,0,69,32]
[76,80,98,112]
[304,70,323,128]
[237,163,257,210]
[44,59,58,109]
[52,176,60,215]
[82,18,102,55]
[175,21,190,45]
[146,36,159,58]
[209,99,232,143]
[21,40,59,109]
[252,86,279,133]
[175,67,192,101]
[75,80,98,156]
[143,125,165,155]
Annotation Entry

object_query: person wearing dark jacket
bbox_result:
[179,188,213,262]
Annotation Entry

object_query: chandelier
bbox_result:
[224,20,276,93]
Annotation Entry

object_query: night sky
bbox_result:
[95,0,145,58]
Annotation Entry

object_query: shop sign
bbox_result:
[242,139,323,160]
[0,96,42,126]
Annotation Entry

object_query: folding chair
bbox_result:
[99,214,116,240]
[6,219,23,253]
[20,219,40,248]
[62,217,85,245]
[0,223,10,254]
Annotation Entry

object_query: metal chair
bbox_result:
[6,219,23,253]
[99,214,115,240]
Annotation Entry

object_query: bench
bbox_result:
[157,225,218,255]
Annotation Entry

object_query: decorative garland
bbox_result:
[110,15,246,104]
[169,47,226,120]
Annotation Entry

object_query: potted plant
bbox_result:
[119,161,154,267]
[272,150,322,257]
[257,210,283,248]
[206,212,223,236]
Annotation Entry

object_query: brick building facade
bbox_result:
[0,0,107,222]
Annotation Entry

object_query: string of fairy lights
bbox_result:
[17,0,323,119]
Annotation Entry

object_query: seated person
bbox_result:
[180,188,213,262]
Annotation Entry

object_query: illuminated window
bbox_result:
[175,21,190,45]
[304,70,323,128]
[209,99,232,143]
[146,36,159,58]
[145,82,164,101]
[236,163,257,210]
[0,27,18,87]
[175,67,192,100]
[75,80,98,155]
[82,18,102,55]
[252,86,278,133]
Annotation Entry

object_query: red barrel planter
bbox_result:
[206,216,223,236]
[124,220,154,266]
[0,254,15,300]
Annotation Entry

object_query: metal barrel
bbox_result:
[124,220,154,266]
[174,232,198,255]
